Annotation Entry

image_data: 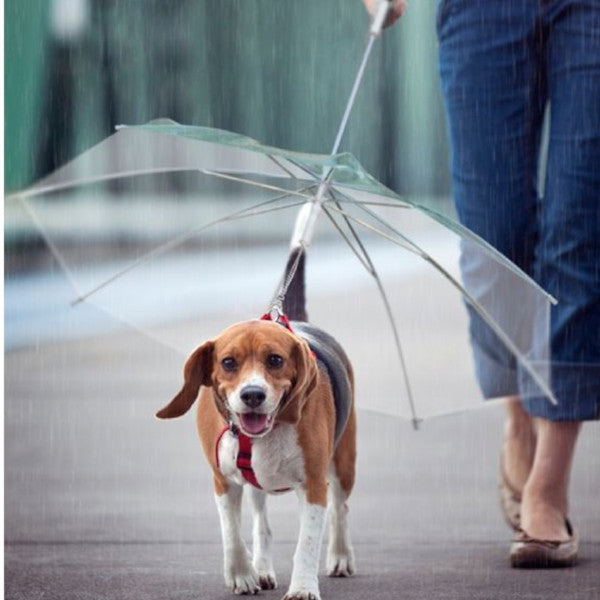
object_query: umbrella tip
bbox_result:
[70,296,85,307]
[411,417,422,431]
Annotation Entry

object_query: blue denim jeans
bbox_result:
[438,0,600,420]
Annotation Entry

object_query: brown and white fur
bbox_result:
[156,248,356,600]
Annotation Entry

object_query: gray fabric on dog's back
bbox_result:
[292,322,352,445]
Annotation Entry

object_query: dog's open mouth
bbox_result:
[238,412,272,436]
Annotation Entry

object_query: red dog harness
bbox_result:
[215,423,274,490]
[215,423,292,493]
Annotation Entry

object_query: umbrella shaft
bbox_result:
[291,27,381,250]
[330,34,377,158]
[290,196,323,249]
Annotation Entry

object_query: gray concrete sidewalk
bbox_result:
[5,311,600,599]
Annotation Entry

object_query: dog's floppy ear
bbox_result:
[277,338,319,425]
[156,341,214,419]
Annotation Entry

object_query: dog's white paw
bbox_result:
[225,564,261,595]
[326,549,355,577]
[282,591,321,600]
[257,571,277,590]
[253,557,277,590]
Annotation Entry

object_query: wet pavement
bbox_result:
[5,279,600,600]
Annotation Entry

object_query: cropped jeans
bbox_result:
[438,0,600,420]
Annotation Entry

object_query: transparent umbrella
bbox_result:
[6,119,558,425]
[5,1,558,424]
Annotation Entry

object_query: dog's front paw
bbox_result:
[258,572,277,590]
[282,592,320,600]
[225,564,261,596]
[326,549,355,577]
[253,558,277,590]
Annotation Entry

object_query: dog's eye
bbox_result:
[221,357,238,372]
[266,354,284,369]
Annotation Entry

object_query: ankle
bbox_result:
[520,491,570,541]
[522,480,567,516]
[502,420,536,492]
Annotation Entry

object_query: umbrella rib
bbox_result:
[327,195,378,271]
[321,205,372,273]
[70,193,311,306]
[285,158,324,183]
[326,190,416,251]
[284,157,342,196]
[17,197,84,297]
[279,161,413,211]
[329,196,412,210]
[6,168,315,204]
[354,200,559,333]
[339,199,426,255]
[327,204,559,407]
[338,193,557,306]
[415,204,558,305]
[5,167,200,202]
[199,169,314,200]
[322,201,421,429]
[266,155,300,180]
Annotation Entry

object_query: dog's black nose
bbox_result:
[240,386,266,408]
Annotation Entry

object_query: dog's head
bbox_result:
[156,320,318,436]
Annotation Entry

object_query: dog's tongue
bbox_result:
[240,413,269,434]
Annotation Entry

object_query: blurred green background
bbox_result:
[4,0,449,196]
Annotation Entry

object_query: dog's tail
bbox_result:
[281,245,307,322]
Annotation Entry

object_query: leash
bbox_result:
[268,245,305,322]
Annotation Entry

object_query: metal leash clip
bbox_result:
[268,303,284,324]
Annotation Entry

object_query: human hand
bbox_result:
[361,0,407,29]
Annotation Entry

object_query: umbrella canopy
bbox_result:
[6,121,557,421]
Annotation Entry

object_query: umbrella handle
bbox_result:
[370,0,393,37]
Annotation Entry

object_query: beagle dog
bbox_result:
[157,249,356,600]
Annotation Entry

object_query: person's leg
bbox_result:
[516,0,600,547]
[503,397,536,493]
[520,0,600,422]
[437,0,546,399]
[521,419,581,541]
[438,0,596,555]
[438,0,546,527]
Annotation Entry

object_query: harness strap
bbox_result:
[260,311,295,332]
[215,424,291,493]
[235,429,263,489]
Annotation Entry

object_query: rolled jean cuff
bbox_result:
[473,344,519,400]
[472,338,600,420]
[519,362,600,421]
